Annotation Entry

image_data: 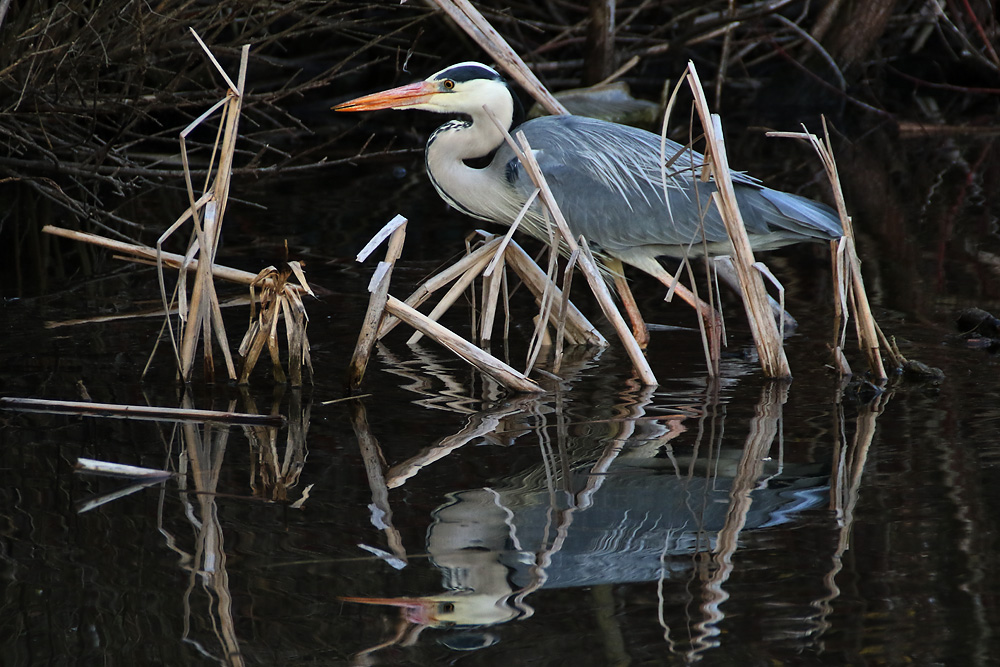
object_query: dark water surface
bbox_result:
[3,127,1000,666]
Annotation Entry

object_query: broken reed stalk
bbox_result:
[41,225,270,287]
[684,61,791,379]
[348,215,409,391]
[377,236,504,339]
[767,119,897,379]
[478,251,506,346]
[428,0,568,116]
[386,296,543,392]
[407,248,493,345]
[155,33,250,384]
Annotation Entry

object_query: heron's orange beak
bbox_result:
[333,81,438,112]
[340,595,440,626]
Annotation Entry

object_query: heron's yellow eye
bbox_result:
[442,79,455,90]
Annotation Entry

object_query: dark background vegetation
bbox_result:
[1,0,998,295]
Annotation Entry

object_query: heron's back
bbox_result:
[494,114,842,259]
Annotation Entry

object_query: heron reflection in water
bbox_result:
[342,409,828,655]
[335,62,842,347]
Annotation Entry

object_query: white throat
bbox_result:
[424,82,515,221]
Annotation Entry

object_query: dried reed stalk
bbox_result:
[685,61,791,378]
[0,396,284,425]
[428,0,568,115]
[75,458,174,480]
[385,296,543,393]
[478,251,506,345]
[155,34,250,383]
[522,228,562,376]
[42,225,263,286]
[552,248,581,372]
[767,119,898,379]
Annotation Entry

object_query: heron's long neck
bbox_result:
[425,101,513,221]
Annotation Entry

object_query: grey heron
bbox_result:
[335,62,842,348]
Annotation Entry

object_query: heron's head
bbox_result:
[340,591,519,628]
[334,62,512,118]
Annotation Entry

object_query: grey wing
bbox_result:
[501,115,840,258]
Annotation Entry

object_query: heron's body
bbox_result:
[337,62,841,280]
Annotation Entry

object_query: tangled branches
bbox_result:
[0,0,432,236]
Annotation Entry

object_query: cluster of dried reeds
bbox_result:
[349,216,561,393]
[44,31,316,386]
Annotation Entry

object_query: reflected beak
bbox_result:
[333,81,439,112]
[341,595,439,626]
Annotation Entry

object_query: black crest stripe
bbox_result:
[433,64,501,83]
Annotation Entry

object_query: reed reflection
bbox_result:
[156,397,245,666]
[242,387,310,502]
[151,392,312,666]
[811,389,889,640]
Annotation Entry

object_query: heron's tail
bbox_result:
[758,189,843,241]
